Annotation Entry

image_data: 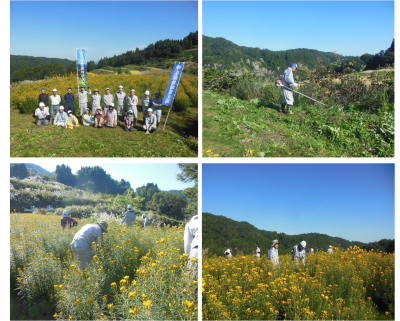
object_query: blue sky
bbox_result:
[203,164,394,243]
[203,1,394,56]
[39,163,195,191]
[10,1,198,61]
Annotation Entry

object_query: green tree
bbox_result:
[87,60,96,72]
[177,164,198,219]
[55,165,76,187]
[10,164,29,179]
[151,191,187,220]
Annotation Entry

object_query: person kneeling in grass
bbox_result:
[142,108,158,133]
[105,103,117,128]
[94,107,105,128]
[53,105,68,128]
[35,102,50,126]
[124,110,135,132]
[67,110,79,129]
[82,108,95,126]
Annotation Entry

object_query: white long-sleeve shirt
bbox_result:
[121,210,135,227]
[70,224,103,249]
[282,67,298,87]
[50,95,62,105]
[184,215,198,257]
[292,244,306,266]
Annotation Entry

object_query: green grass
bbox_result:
[10,107,198,157]
[202,91,394,157]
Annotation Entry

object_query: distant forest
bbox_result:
[203,35,394,73]
[203,212,394,257]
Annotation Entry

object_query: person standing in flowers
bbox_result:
[70,220,108,269]
[61,210,78,230]
[91,89,102,116]
[143,108,158,133]
[78,86,91,119]
[115,85,127,121]
[254,244,261,258]
[184,214,199,266]
[121,204,135,227]
[94,107,105,128]
[152,91,163,126]
[127,89,138,126]
[291,240,307,267]
[67,110,79,129]
[38,87,49,114]
[49,89,61,122]
[124,110,135,132]
[268,239,280,267]
[82,108,95,126]
[224,249,232,259]
[142,214,150,228]
[310,247,314,255]
[105,103,117,128]
[53,106,68,128]
[141,90,153,123]
[64,87,75,115]
[35,102,50,126]
[103,88,114,116]
[327,245,333,254]
[280,63,299,115]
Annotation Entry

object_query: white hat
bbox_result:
[59,106,64,110]
[329,245,332,248]
[106,88,110,91]
[127,204,132,209]
[226,249,231,253]
[127,110,133,114]
[130,89,135,92]
[109,103,114,107]
[119,85,123,89]
[142,214,147,218]
[300,241,307,248]
[63,210,68,216]
[147,108,153,112]
[67,110,73,114]
[39,102,45,107]
[97,107,102,110]
[52,88,57,92]
[145,90,150,95]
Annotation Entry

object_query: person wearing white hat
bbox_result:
[127,89,138,125]
[60,210,77,230]
[35,102,50,126]
[152,91,163,126]
[142,108,158,133]
[94,107,105,128]
[91,89,102,116]
[115,85,126,120]
[103,88,114,116]
[78,86,91,118]
[67,110,79,129]
[310,247,314,255]
[254,244,261,258]
[49,89,61,122]
[82,108,95,126]
[53,106,68,128]
[141,90,153,122]
[70,220,108,269]
[224,249,232,259]
[142,214,150,228]
[291,240,307,267]
[121,204,135,227]
[124,110,135,132]
[268,239,280,267]
[327,245,333,254]
[184,214,198,270]
[105,103,117,128]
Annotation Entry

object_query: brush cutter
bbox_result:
[275,80,327,107]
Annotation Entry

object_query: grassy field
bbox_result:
[202,91,393,157]
[203,249,394,320]
[10,107,198,157]
[11,214,198,321]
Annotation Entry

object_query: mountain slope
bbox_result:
[203,212,391,256]
[10,55,74,77]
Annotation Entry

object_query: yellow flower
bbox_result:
[69,315,73,320]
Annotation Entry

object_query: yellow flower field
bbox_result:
[10,73,198,114]
[10,214,197,321]
[203,248,394,320]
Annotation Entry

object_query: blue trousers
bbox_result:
[65,103,74,114]
[36,119,49,126]
[50,105,59,118]
[125,125,134,131]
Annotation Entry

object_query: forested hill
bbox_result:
[203,212,394,256]
[10,55,74,78]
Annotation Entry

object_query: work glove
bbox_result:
[293,83,299,87]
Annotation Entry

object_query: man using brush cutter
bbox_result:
[279,63,299,114]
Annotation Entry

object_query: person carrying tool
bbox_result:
[184,214,198,269]
[70,221,108,269]
[291,241,306,267]
[280,63,299,114]
[268,239,280,267]
[255,244,261,258]
[142,214,150,228]
[121,204,135,227]
[327,245,333,254]
[224,249,232,259]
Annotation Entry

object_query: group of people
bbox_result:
[36,86,163,133]
[63,205,198,270]
[224,241,334,268]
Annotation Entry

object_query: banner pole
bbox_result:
[76,49,79,95]
[163,62,185,130]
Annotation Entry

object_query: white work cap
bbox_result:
[130,89,135,92]
[142,214,147,218]
[119,85,123,89]
[127,110,133,114]
[300,241,307,248]
[97,107,102,110]
[145,90,150,95]
[329,245,332,248]
[52,88,57,92]
[39,102,45,107]
[106,88,110,90]
[147,108,153,112]
[109,103,114,107]
[226,249,231,253]
[63,210,68,215]
[59,106,64,110]
[127,204,132,209]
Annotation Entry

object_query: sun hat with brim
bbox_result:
[271,239,280,247]
[94,89,99,92]
[97,221,108,232]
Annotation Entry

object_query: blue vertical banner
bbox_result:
[162,62,184,106]
[77,49,89,87]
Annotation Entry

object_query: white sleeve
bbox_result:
[184,222,193,255]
